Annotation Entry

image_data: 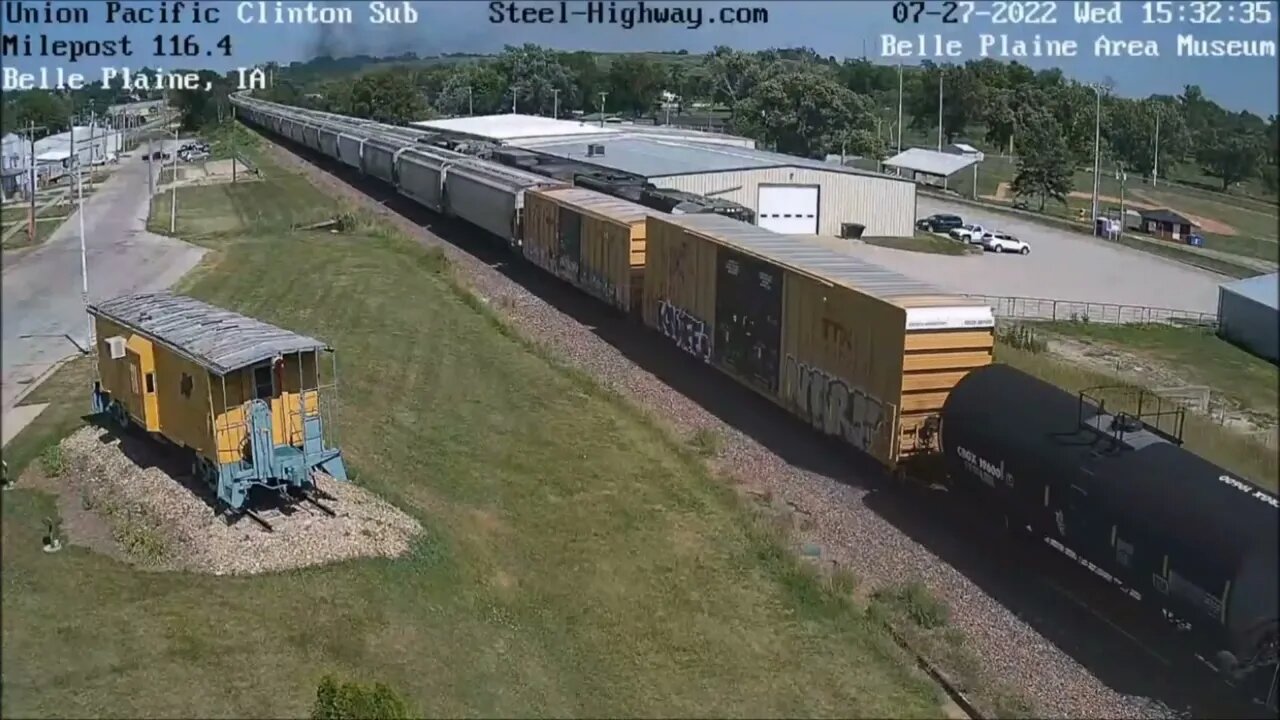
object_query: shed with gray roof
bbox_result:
[513,134,917,238]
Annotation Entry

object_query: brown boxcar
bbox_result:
[642,214,995,469]
[522,186,656,314]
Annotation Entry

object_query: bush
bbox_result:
[311,675,411,720]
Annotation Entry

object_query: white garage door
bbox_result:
[757,185,819,234]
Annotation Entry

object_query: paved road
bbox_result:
[1,141,206,413]
[859,197,1229,313]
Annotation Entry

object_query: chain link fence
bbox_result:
[970,294,1218,328]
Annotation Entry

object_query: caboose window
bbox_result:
[253,364,274,400]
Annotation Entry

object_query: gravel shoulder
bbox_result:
[38,425,422,576]
[258,138,1243,719]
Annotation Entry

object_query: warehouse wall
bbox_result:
[1218,289,1279,363]
[652,167,917,237]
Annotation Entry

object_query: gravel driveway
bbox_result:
[259,138,1261,720]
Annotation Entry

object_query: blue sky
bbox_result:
[4,0,1277,115]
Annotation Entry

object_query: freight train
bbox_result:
[229,94,1277,709]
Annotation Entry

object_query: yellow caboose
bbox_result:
[87,292,349,512]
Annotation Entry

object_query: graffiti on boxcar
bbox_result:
[658,300,712,363]
[781,355,885,453]
[554,254,581,283]
[580,268,617,305]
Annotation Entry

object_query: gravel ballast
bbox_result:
[58,426,422,576]
[262,142,1182,719]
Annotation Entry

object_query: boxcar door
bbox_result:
[713,246,783,395]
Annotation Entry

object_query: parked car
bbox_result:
[950,223,988,243]
[916,213,964,233]
[980,231,1031,254]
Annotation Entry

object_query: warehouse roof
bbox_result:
[1138,208,1196,225]
[410,113,621,141]
[659,214,993,329]
[89,293,330,375]
[1221,272,1278,310]
[883,148,977,178]
[516,134,905,181]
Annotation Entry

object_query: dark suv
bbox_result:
[916,213,963,232]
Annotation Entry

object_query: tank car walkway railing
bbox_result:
[969,294,1218,328]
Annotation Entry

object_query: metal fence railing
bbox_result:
[970,294,1219,328]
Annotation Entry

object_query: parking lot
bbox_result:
[853,197,1230,314]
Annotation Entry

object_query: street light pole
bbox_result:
[1152,110,1161,187]
[598,92,608,127]
[936,69,945,151]
[896,63,904,155]
[1090,84,1103,234]
[552,88,559,119]
[465,86,473,116]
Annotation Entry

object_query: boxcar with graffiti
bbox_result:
[641,213,995,469]
[523,186,656,314]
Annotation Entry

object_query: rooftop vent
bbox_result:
[586,143,606,157]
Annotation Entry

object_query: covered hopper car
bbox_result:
[942,364,1279,703]
[88,292,349,513]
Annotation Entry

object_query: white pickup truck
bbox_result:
[949,223,988,243]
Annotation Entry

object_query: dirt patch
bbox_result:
[1044,335,1277,440]
[43,425,423,575]
[162,159,263,190]
[984,184,1240,236]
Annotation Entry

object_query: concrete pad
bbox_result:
[3,403,49,447]
[876,197,1231,314]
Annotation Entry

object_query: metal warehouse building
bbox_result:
[411,114,917,238]
[1217,272,1278,363]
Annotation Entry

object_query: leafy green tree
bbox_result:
[311,675,410,720]
[435,63,506,116]
[3,91,71,135]
[703,45,763,109]
[734,70,876,158]
[905,62,975,145]
[607,55,664,116]
[348,69,427,124]
[1196,130,1265,190]
[558,51,607,112]
[493,44,578,116]
[1011,114,1073,211]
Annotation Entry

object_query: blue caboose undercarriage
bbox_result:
[92,384,348,512]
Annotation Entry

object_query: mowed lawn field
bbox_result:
[1,149,944,717]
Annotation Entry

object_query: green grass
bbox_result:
[1034,322,1278,419]
[1,209,73,250]
[2,148,945,718]
[947,156,1279,264]
[147,163,330,238]
[997,341,1277,491]
[863,232,977,256]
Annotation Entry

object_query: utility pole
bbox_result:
[17,122,45,242]
[76,121,91,346]
[1152,110,1161,187]
[598,92,608,127]
[896,63,904,155]
[464,86,473,116]
[231,103,238,183]
[552,89,560,119]
[169,119,179,233]
[936,69,944,151]
[1090,84,1104,234]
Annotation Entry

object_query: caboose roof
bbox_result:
[88,292,330,375]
